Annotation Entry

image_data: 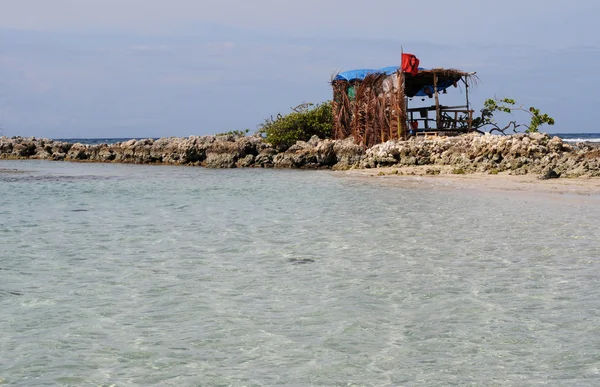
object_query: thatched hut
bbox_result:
[332,59,477,147]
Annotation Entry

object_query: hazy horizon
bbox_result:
[1,0,599,138]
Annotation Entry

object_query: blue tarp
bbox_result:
[333,66,401,82]
[334,67,458,97]
[413,79,456,97]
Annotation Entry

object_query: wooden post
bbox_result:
[405,95,409,137]
[433,73,441,129]
[398,70,406,139]
[465,76,471,131]
[398,50,406,140]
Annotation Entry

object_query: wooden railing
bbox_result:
[407,105,474,134]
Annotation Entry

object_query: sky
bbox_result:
[0,0,599,138]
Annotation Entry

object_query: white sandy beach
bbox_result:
[339,166,600,198]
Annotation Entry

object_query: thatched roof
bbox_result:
[332,67,477,98]
[405,68,477,98]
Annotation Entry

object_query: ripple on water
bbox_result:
[1,159,600,385]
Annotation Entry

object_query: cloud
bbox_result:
[0,16,599,138]
[205,41,236,55]
[128,45,171,52]
[160,74,223,86]
[1,0,598,48]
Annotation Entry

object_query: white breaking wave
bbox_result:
[562,138,600,143]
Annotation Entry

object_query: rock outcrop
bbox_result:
[1,133,599,177]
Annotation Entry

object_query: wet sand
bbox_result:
[0,168,27,174]
[337,166,600,198]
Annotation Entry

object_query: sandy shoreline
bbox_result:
[338,166,600,197]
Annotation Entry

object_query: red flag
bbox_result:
[402,53,420,76]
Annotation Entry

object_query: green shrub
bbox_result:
[258,102,333,149]
[472,98,555,134]
[216,129,249,137]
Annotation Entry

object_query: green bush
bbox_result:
[472,98,555,134]
[258,102,333,149]
[216,129,249,137]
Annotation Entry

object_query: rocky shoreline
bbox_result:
[1,133,599,178]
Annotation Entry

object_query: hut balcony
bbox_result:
[408,105,474,136]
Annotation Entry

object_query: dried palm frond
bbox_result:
[331,67,474,147]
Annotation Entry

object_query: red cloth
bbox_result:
[402,53,420,76]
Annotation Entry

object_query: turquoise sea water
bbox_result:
[1,160,600,386]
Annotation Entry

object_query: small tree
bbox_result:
[472,98,555,134]
[258,102,333,149]
[216,129,250,137]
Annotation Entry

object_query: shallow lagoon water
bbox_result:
[1,160,600,386]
